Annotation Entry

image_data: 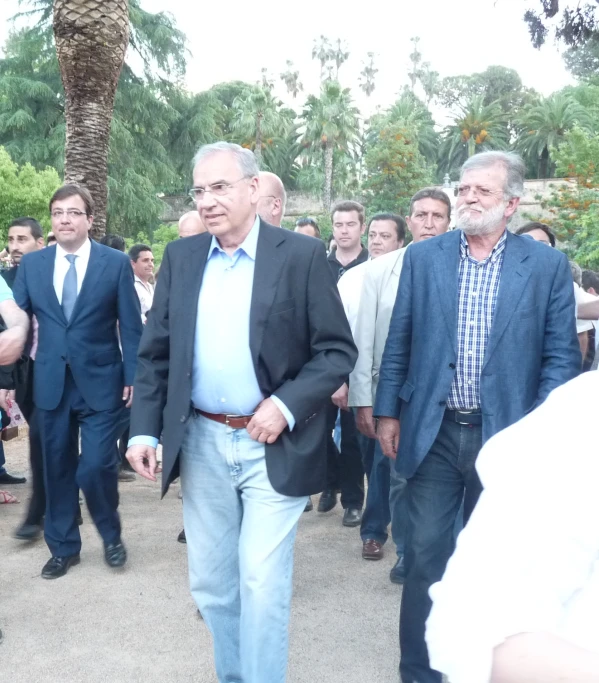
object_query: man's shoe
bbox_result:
[118,469,136,482]
[104,541,127,568]
[390,556,406,584]
[317,489,337,512]
[177,529,186,544]
[362,538,384,560]
[14,522,43,541]
[342,507,362,527]
[0,471,26,485]
[304,497,313,512]
[41,554,80,579]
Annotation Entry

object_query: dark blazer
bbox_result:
[374,229,581,479]
[130,220,358,497]
[13,240,143,412]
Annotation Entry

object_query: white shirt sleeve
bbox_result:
[426,373,599,683]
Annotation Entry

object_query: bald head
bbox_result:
[178,211,206,238]
[257,172,286,227]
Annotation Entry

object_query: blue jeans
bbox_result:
[399,418,482,683]
[180,414,308,683]
[360,440,406,556]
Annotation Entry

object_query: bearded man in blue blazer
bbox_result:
[13,184,143,579]
[375,151,581,683]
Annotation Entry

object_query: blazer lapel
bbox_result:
[68,240,107,325]
[482,232,532,368]
[40,246,67,325]
[249,221,288,369]
[434,231,461,355]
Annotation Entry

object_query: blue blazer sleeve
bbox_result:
[374,245,413,419]
[116,256,143,386]
[12,260,31,314]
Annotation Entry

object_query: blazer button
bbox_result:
[61,355,66,361]
[449,363,456,369]
[439,400,446,406]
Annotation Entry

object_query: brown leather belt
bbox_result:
[194,409,253,429]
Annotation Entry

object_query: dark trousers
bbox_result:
[399,418,483,683]
[325,403,364,509]
[18,361,45,525]
[360,440,407,555]
[38,369,126,557]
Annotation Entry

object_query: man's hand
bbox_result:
[122,386,134,408]
[247,397,288,444]
[377,417,400,460]
[0,389,14,412]
[356,406,377,439]
[126,444,158,482]
[0,326,26,366]
[331,382,349,411]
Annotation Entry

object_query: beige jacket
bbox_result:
[348,246,408,407]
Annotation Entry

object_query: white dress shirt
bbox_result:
[574,282,596,334]
[426,371,599,683]
[134,276,154,323]
[337,260,369,336]
[53,238,91,304]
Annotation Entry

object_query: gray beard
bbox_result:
[456,201,507,236]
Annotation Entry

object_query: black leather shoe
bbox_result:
[41,554,80,579]
[177,529,186,544]
[14,522,43,541]
[342,507,362,527]
[304,497,313,512]
[317,489,337,512]
[390,556,406,584]
[0,471,26,485]
[104,540,127,568]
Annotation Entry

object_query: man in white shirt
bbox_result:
[348,189,451,581]
[129,243,155,324]
[426,370,599,683]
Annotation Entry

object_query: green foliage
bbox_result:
[0,146,60,241]
[362,122,433,214]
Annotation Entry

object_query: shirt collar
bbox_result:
[207,215,260,262]
[135,275,153,289]
[459,230,507,264]
[56,237,91,261]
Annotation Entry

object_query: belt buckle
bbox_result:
[225,414,231,426]
[456,410,474,425]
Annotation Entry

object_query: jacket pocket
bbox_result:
[398,381,414,403]
[94,350,122,366]
[518,307,536,319]
[269,298,295,315]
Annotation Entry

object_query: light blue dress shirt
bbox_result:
[0,275,14,303]
[129,217,294,450]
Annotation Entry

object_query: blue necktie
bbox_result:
[62,254,78,322]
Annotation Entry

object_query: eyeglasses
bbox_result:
[51,209,87,219]
[189,177,247,201]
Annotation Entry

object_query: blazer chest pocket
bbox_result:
[269,298,295,316]
[398,381,414,403]
[518,307,536,320]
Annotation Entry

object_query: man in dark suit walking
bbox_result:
[375,151,581,683]
[127,142,357,683]
[13,185,143,579]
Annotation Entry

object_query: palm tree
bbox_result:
[516,93,594,178]
[301,80,360,211]
[280,60,303,99]
[53,0,129,238]
[312,35,332,82]
[231,86,287,167]
[359,53,378,97]
[383,91,439,164]
[331,38,350,79]
[440,96,508,175]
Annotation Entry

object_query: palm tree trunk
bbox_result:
[323,143,334,212]
[467,136,476,157]
[539,147,549,178]
[53,0,130,239]
[254,112,263,168]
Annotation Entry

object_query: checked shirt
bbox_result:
[446,230,507,411]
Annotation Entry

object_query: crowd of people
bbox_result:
[0,141,598,682]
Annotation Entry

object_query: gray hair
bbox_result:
[409,187,452,219]
[461,151,525,199]
[192,141,259,178]
[570,260,583,287]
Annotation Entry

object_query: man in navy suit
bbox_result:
[375,151,581,683]
[13,185,143,579]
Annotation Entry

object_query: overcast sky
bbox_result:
[0,0,575,118]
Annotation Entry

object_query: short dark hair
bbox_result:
[409,188,452,219]
[129,243,153,262]
[331,200,365,225]
[46,232,56,246]
[515,221,556,248]
[582,269,599,293]
[8,217,43,241]
[99,234,126,252]
[49,184,94,217]
[368,213,407,243]
[295,217,321,238]
[326,234,337,251]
